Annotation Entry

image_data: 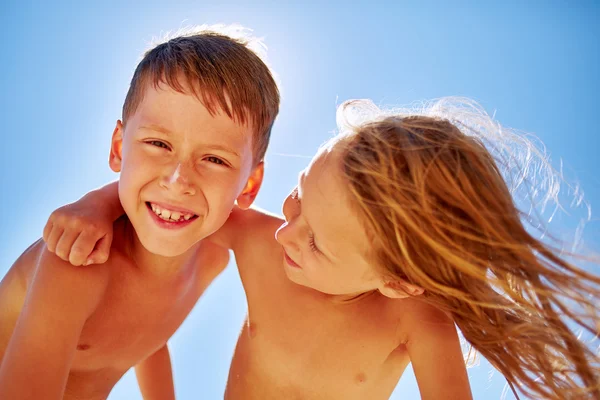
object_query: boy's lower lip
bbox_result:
[146,203,197,230]
[283,251,301,268]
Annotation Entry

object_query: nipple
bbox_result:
[355,372,367,384]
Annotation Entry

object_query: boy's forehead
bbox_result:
[130,84,255,161]
[137,84,251,134]
[147,78,252,123]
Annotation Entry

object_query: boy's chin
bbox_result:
[139,237,197,258]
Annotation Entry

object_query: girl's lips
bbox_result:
[283,250,301,268]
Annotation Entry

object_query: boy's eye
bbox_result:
[148,140,169,149]
[206,156,226,165]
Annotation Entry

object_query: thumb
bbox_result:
[86,232,113,265]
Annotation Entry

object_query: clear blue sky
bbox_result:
[1,1,599,399]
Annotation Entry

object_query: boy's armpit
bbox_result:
[0,244,110,399]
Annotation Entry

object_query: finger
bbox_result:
[69,231,99,266]
[86,232,113,265]
[55,230,81,263]
[45,226,64,254]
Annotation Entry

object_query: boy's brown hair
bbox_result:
[122,25,280,163]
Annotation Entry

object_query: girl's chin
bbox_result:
[283,271,341,295]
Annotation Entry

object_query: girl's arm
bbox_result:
[135,344,176,400]
[43,181,123,266]
[42,182,279,265]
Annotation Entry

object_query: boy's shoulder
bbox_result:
[208,206,283,251]
[35,240,112,303]
[10,238,111,294]
[233,206,283,232]
[0,240,49,325]
[0,238,112,347]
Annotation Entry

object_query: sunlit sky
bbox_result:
[1,1,599,399]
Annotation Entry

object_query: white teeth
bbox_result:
[149,203,195,222]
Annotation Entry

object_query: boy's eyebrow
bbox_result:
[203,144,240,159]
[139,124,172,135]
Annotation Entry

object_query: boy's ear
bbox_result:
[109,120,124,173]
[236,161,264,210]
[379,279,424,299]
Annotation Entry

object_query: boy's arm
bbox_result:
[0,244,109,400]
[135,344,176,400]
[403,302,473,400]
[44,181,123,266]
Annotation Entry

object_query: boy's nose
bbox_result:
[160,163,196,196]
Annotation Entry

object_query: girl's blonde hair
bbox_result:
[335,97,600,399]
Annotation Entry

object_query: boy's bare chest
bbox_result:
[70,273,201,372]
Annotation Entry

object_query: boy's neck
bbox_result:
[121,219,199,281]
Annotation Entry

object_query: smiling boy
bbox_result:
[0,26,279,400]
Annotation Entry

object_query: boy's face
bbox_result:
[109,83,262,257]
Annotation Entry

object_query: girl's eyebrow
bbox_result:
[297,171,305,190]
[297,171,339,261]
[296,171,305,202]
[296,171,315,227]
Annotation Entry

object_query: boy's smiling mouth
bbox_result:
[146,202,198,224]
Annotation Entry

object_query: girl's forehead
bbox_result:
[303,146,370,260]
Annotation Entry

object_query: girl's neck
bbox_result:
[326,289,380,306]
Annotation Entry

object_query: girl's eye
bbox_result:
[148,140,169,149]
[206,156,225,165]
[308,231,320,253]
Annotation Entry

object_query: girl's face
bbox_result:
[275,144,385,297]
